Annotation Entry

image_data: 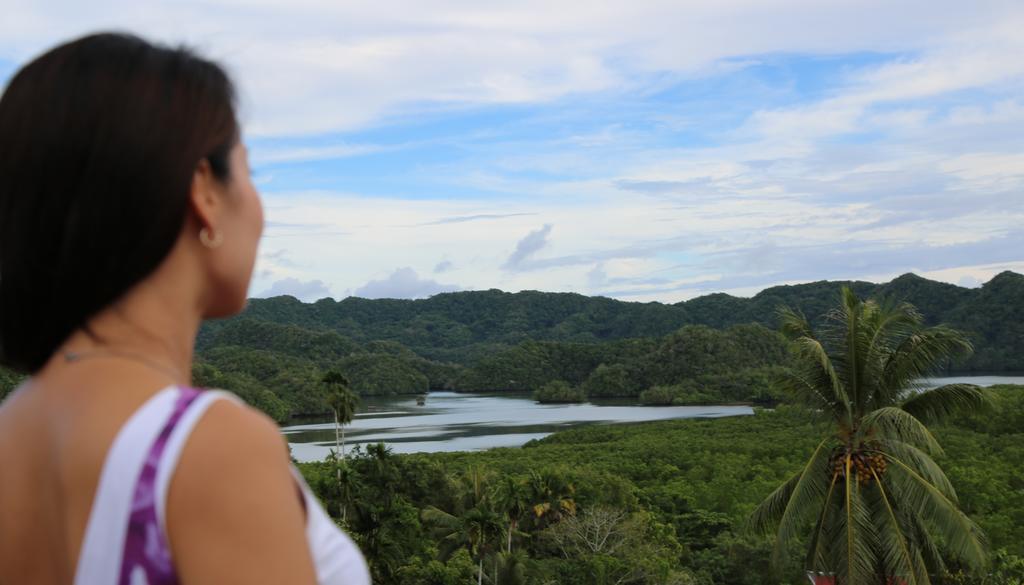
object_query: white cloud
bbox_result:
[739,24,1024,146]
[256,277,334,301]
[352,267,458,299]
[502,224,553,270]
[586,263,607,288]
[916,261,1024,288]
[251,142,387,165]
[4,2,1023,302]
[958,275,981,288]
[421,213,537,226]
[2,0,1020,136]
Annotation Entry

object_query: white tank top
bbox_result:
[72,385,371,585]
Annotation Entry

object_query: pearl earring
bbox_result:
[199,227,223,249]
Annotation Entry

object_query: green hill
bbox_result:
[5,272,1018,419]
[206,271,1024,372]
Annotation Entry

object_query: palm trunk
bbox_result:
[478,557,484,585]
[507,519,514,553]
[334,410,342,520]
[333,410,341,458]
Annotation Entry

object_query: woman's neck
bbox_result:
[61,274,202,385]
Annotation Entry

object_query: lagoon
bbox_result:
[282,375,1024,462]
[284,392,752,462]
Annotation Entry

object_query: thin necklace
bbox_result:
[63,348,186,383]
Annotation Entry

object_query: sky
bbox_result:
[2,1,1023,302]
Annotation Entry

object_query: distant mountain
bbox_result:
[204,271,1023,372]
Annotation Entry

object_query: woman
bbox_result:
[0,33,370,584]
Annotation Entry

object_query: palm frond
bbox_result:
[871,467,930,585]
[844,456,855,581]
[805,472,840,571]
[871,440,957,501]
[775,368,844,421]
[907,507,947,576]
[749,472,799,536]
[882,453,989,571]
[777,301,855,422]
[749,438,835,566]
[777,304,815,341]
[861,301,921,408]
[836,463,880,584]
[879,327,974,398]
[421,505,459,529]
[421,505,468,560]
[860,407,943,456]
[839,287,867,416]
[793,336,852,424]
[901,384,994,425]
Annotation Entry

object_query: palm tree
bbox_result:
[750,287,992,584]
[495,550,529,585]
[323,370,359,458]
[493,475,532,554]
[421,467,511,585]
[323,371,359,521]
[527,469,577,531]
[332,459,362,525]
[458,465,493,510]
[422,501,505,585]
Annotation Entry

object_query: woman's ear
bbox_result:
[188,157,223,233]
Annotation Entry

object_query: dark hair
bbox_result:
[0,32,239,373]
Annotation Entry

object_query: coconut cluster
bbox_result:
[829,445,888,486]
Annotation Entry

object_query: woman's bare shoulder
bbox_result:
[189,394,288,459]
[0,381,39,457]
[167,393,318,585]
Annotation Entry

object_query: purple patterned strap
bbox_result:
[119,386,202,585]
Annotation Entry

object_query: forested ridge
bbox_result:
[2,271,1019,420]
[199,271,1023,372]
[193,271,1022,419]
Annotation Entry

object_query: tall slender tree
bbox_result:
[422,469,505,585]
[323,370,359,521]
[323,370,359,458]
[750,288,992,584]
[332,459,361,525]
[493,475,532,554]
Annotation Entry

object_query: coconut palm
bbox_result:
[750,287,992,584]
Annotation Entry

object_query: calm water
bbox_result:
[282,376,1024,462]
[920,375,1024,388]
[283,392,752,462]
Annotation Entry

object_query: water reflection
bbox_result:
[283,392,753,462]
[283,376,1024,462]
[920,375,1024,387]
